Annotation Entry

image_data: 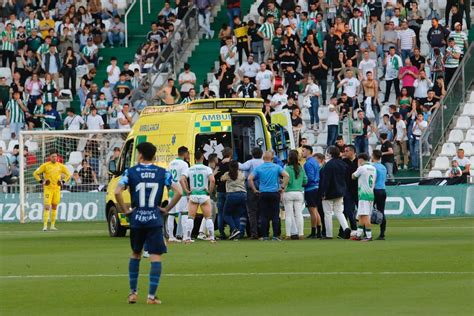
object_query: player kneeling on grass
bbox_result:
[33,152,71,231]
[351,153,377,241]
[179,150,216,243]
[114,142,182,305]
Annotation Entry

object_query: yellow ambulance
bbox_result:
[106,98,292,236]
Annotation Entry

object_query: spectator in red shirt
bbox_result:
[398,58,418,98]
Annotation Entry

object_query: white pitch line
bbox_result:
[1,271,473,279]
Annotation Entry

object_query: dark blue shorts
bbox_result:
[304,189,319,208]
[130,226,167,255]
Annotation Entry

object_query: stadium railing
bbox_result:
[124,0,152,47]
[131,7,200,109]
[421,42,474,177]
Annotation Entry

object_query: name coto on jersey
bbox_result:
[141,172,156,179]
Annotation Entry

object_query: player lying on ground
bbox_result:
[180,150,216,243]
[114,142,182,304]
[33,152,71,231]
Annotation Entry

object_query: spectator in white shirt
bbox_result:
[413,70,433,99]
[64,108,84,130]
[397,20,416,64]
[337,69,360,109]
[238,54,259,83]
[85,107,104,130]
[178,63,196,99]
[106,57,121,86]
[358,51,377,81]
[270,86,288,111]
[107,15,125,47]
[394,112,409,169]
[220,36,237,69]
[117,103,132,129]
[256,63,274,101]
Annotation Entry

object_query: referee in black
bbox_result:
[371,150,387,240]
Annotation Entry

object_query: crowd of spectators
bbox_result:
[0,0,471,176]
[193,0,469,172]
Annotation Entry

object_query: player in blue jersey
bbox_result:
[115,142,182,305]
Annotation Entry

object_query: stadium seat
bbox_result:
[318,107,329,121]
[303,133,315,145]
[316,133,328,146]
[459,142,473,156]
[433,156,450,170]
[447,129,464,143]
[65,164,75,175]
[0,67,12,83]
[428,170,442,178]
[461,103,474,117]
[469,91,474,102]
[24,140,39,152]
[313,146,324,154]
[455,116,471,129]
[0,127,9,140]
[7,140,18,152]
[129,63,141,73]
[0,140,5,150]
[368,133,378,145]
[465,129,474,142]
[68,151,83,166]
[439,142,457,156]
[58,89,73,101]
[102,19,111,31]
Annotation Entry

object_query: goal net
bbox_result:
[14,129,129,223]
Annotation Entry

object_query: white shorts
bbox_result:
[357,200,374,216]
[169,196,188,214]
[189,195,210,205]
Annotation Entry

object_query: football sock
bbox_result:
[311,227,316,236]
[180,214,188,237]
[129,258,140,293]
[176,213,183,237]
[148,261,162,298]
[167,215,175,239]
[43,210,50,228]
[199,217,206,234]
[51,209,57,227]
[366,229,372,239]
[205,217,215,240]
[316,225,321,235]
[186,217,194,240]
[356,225,364,237]
[239,216,247,237]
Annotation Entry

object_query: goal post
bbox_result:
[18,129,130,223]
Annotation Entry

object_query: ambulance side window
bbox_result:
[117,139,134,175]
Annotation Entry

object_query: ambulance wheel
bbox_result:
[108,205,127,237]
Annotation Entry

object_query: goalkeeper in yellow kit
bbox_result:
[33,152,71,231]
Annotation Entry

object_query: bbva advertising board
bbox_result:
[0,185,473,222]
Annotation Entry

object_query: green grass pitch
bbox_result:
[1,218,473,316]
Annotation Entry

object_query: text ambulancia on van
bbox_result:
[105,98,294,236]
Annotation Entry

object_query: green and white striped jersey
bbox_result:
[182,163,213,195]
[445,45,462,68]
[449,31,467,54]
[353,163,376,201]
[37,43,49,54]
[258,22,275,40]
[1,30,16,51]
[42,81,57,103]
[6,99,26,123]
